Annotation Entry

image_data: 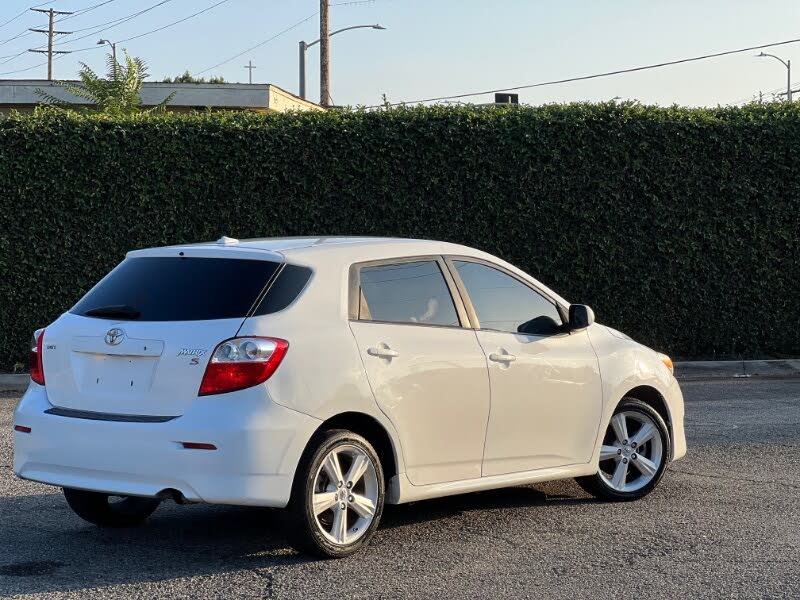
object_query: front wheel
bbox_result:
[577,398,671,501]
[287,429,385,558]
[63,488,161,527]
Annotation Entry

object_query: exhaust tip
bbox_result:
[156,488,188,504]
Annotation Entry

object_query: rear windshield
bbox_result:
[72,257,281,322]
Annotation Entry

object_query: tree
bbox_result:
[162,70,226,84]
[37,51,175,115]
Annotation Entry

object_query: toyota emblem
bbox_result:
[105,328,125,346]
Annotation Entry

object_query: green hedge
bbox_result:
[1,104,799,370]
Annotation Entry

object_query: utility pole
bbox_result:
[28,7,73,81]
[319,0,330,106]
[244,60,256,84]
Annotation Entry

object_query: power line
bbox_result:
[371,36,800,108]
[1,0,144,63]
[112,0,229,44]
[0,1,56,31]
[0,10,32,32]
[727,81,793,106]
[63,1,230,53]
[52,0,175,46]
[57,0,121,23]
[196,12,317,75]
[0,24,38,47]
[0,58,48,76]
[195,0,384,76]
[54,0,227,52]
[0,0,229,76]
[0,48,30,64]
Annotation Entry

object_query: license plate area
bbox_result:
[73,353,159,396]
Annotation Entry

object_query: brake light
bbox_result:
[29,328,45,385]
[199,337,288,396]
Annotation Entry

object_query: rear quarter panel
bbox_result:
[236,259,408,474]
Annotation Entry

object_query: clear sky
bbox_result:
[2,0,800,107]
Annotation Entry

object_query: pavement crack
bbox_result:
[669,467,800,490]
[251,568,275,598]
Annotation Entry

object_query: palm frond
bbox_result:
[145,91,177,113]
[34,88,73,109]
[35,50,168,115]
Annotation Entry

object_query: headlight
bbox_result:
[657,352,674,375]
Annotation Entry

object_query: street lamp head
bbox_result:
[373,24,386,30]
[97,39,107,46]
[756,52,767,58]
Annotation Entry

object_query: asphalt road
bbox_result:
[1,379,799,599]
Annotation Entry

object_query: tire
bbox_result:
[63,488,161,527]
[287,429,385,558]
[576,398,671,501]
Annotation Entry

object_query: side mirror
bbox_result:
[568,304,595,330]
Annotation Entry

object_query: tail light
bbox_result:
[29,328,45,385]
[199,337,288,396]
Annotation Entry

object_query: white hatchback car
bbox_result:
[14,237,686,557]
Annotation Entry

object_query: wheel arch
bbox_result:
[622,385,671,426]
[302,411,399,488]
[618,385,675,458]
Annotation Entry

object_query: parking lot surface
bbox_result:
[1,379,799,599]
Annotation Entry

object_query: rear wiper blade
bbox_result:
[84,305,141,319]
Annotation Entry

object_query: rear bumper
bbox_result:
[13,384,321,508]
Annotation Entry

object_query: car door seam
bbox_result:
[346,321,411,477]
[474,330,494,478]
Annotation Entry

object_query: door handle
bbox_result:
[367,345,399,359]
[489,351,516,364]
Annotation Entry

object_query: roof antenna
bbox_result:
[216,236,239,245]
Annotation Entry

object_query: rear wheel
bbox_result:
[63,488,161,527]
[577,398,670,501]
[287,429,384,558]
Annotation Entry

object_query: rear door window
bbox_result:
[71,257,280,321]
[358,260,459,327]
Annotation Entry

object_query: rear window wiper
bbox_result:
[84,305,141,320]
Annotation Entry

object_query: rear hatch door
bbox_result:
[43,248,282,417]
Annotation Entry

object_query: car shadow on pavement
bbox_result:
[0,484,594,595]
[381,482,597,529]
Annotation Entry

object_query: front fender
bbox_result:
[588,325,687,464]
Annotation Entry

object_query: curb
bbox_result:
[674,359,800,381]
[0,374,28,393]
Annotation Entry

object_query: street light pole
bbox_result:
[756,52,792,102]
[298,24,385,101]
[299,40,307,99]
[97,38,117,63]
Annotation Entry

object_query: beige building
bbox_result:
[0,80,323,113]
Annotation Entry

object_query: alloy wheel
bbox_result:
[598,410,664,493]
[311,443,379,546]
